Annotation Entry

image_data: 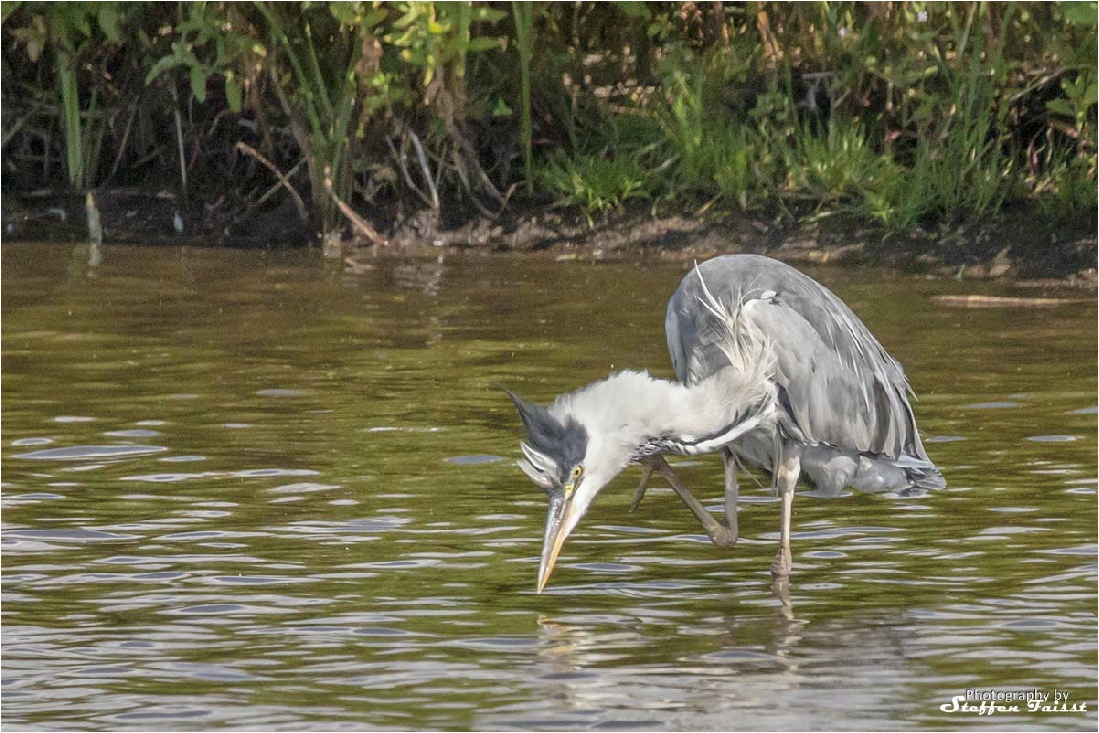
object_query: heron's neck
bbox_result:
[550,369,773,460]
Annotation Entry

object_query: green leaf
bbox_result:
[467,36,500,52]
[1,2,24,26]
[363,8,388,27]
[144,53,184,85]
[471,7,507,23]
[1061,2,1098,26]
[329,2,362,24]
[613,1,650,20]
[492,97,513,117]
[1046,98,1074,117]
[393,5,417,29]
[96,5,120,42]
[73,12,92,40]
[190,64,208,103]
[225,74,243,112]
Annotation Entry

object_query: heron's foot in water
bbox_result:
[770,547,792,578]
[712,518,738,549]
[707,527,737,550]
[705,519,737,549]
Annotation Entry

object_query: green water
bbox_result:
[2,243,1096,731]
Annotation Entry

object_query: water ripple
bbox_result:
[15,445,169,460]
[3,528,140,542]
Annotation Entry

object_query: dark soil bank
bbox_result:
[3,190,1095,287]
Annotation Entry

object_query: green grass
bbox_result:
[1032,153,1099,220]
[654,67,762,210]
[536,154,652,224]
[783,122,891,207]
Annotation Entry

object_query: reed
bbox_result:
[511,1,534,192]
[54,49,83,189]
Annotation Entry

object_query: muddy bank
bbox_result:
[409,199,1097,284]
[4,189,1096,287]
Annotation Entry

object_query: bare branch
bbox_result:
[406,127,440,214]
[324,164,387,247]
[235,141,309,223]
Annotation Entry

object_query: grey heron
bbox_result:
[510,254,944,593]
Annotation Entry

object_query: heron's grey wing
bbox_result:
[667,255,926,461]
[665,272,733,384]
[664,297,690,382]
[738,279,922,459]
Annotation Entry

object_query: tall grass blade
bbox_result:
[512,1,534,191]
[55,49,82,190]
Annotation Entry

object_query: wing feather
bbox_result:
[666,255,927,461]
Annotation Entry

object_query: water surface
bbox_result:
[3,243,1096,730]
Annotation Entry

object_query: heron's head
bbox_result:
[507,386,636,593]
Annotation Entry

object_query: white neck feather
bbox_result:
[548,363,773,466]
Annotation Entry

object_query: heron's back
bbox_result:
[665,255,943,492]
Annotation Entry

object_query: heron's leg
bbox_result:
[771,445,802,578]
[721,449,739,543]
[640,455,737,549]
[629,463,654,512]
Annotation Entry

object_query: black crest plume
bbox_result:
[505,389,588,486]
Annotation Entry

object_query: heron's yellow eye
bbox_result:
[564,465,583,496]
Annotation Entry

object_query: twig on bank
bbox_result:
[235,141,309,223]
[405,128,440,215]
[106,101,139,184]
[323,164,387,247]
[169,85,188,194]
[254,158,306,210]
[386,132,432,209]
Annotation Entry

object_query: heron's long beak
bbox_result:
[536,492,574,593]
